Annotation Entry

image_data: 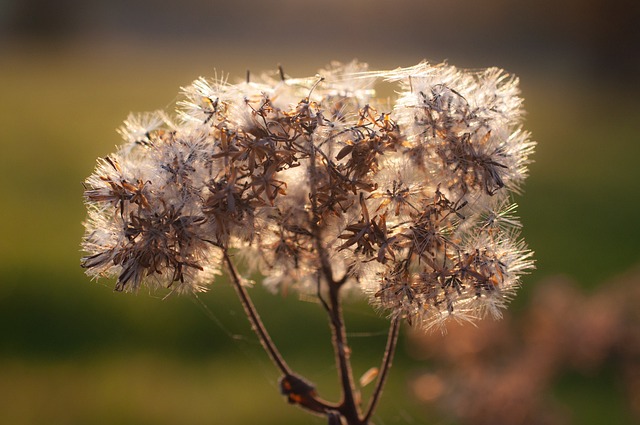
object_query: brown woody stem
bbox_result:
[327,281,362,424]
[223,249,338,416]
[223,249,292,376]
[363,316,401,424]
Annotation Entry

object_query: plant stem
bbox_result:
[327,282,361,424]
[363,316,401,424]
[306,137,362,423]
[223,249,339,416]
[222,249,292,377]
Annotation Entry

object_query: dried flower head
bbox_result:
[81,60,534,328]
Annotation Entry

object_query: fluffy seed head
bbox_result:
[82,61,535,328]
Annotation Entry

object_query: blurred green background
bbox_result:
[1,1,639,424]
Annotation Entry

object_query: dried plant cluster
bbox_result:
[82,61,533,328]
[81,60,535,424]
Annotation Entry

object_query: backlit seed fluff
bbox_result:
[81,60,534,328]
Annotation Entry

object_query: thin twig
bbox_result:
[222,249,292,376]
[307,138,337,285]
[223,249,339,416]
[307,137,363,424]
[317,273,332,314]
[328,282,361,424]
[362,316,401,424]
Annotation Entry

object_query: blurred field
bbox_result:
[0,40,639,425]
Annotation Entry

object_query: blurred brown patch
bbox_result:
[408,267,640,424]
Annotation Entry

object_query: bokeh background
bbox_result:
[1,1,639,424]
